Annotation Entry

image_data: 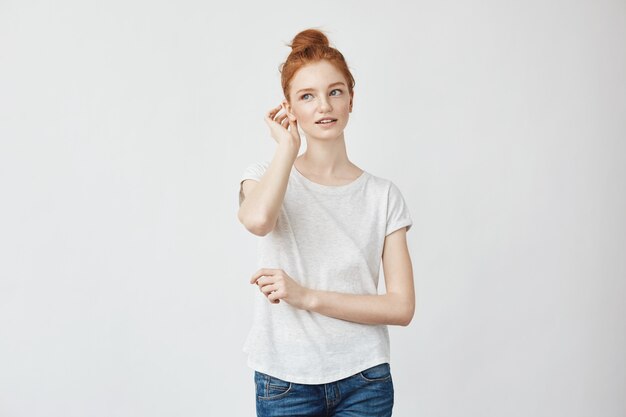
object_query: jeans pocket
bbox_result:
[255,371,292,400]
[359,363,392,382]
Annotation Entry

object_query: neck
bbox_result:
[298,133,352,176]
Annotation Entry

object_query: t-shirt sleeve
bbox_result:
[239,161,269,206]
[385,181,413,236]
[240,160,269,183]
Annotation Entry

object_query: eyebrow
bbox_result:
[296,82,346,95]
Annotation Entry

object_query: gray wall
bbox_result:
[1,0,624,416]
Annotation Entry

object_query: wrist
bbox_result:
[304,288,319,311]
[277,141,299,159]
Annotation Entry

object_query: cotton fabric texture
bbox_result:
[239,160,412,384]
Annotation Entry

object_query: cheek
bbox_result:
[293,108,314,122]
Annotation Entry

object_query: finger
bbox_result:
[267,104,281,116]
[255,276,275,287]
[265,109,276,121]
[271,105,284,118]
[275,111,288,124]
[250,268,277,284]
[265,106,282,122]
[265,113,280,125]
[265,111,286,127]
[268,291,281,304]
[260,284,278,296]
[250,269,269,283]
[252,275,268,286]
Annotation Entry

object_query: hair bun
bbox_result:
[279,28,355,102]
[288,28,330,53]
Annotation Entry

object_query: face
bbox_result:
[282,60,353,140]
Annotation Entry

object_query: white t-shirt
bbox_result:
[239,160,412,384]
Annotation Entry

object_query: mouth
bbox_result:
[315,118,337,126]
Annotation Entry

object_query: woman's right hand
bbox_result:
[264,103,301,150]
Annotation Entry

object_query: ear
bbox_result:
[349,91,354,112]
[282,100,296,121]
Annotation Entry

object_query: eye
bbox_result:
[300,89,342,100]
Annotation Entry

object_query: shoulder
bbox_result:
[240,160,271,182]
[242,160,271,173]
[363,172,410,213]
[363,170,397,193]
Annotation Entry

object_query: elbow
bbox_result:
[397,312,414,327]
[247,223,271,237]
[238,212,274,237]
[386,292,415,326]
[397,304,415,327]
[398,313,413,327]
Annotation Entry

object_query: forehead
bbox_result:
[290,60,345,89]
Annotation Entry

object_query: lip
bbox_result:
[315,117,337,123]
[315,119,337,128]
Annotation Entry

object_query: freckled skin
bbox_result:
[281,60,353,144]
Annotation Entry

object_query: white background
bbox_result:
[1,1,624,416]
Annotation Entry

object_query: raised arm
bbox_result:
[238,103,300,236]
[238,143,297,236]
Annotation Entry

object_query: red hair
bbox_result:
[279,28,355,103]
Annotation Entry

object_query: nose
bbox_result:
[317,96,332,113]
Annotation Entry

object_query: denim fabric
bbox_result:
[254,362,394,417]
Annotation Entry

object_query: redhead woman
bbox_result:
[237,28,414,417]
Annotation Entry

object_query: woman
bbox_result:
[237,28,414,417]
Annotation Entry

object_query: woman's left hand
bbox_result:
[250,268,312,310]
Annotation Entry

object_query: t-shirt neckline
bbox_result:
[291,164,368,193]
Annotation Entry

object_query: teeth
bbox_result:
[318,119,335,124]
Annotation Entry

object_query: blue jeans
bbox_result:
[254,362,394,417]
